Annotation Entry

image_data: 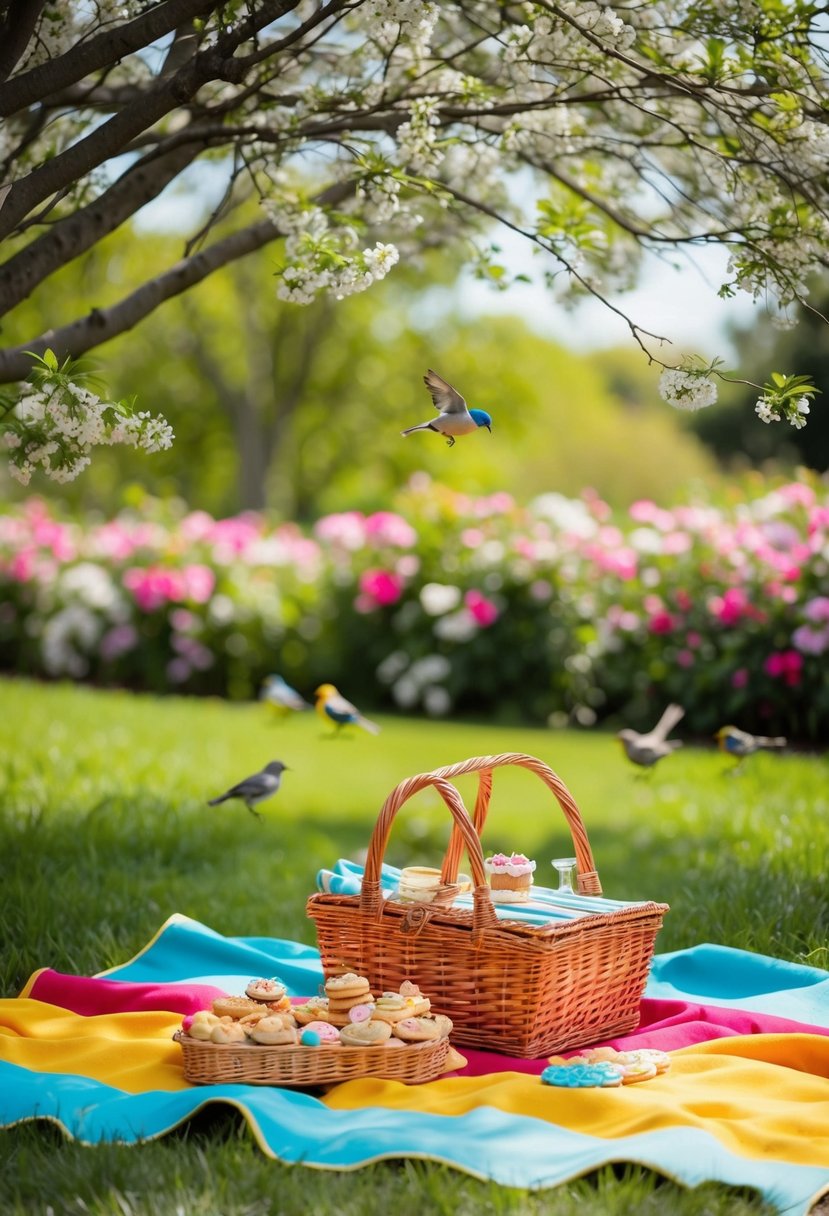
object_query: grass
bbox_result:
[1,676,827,1215]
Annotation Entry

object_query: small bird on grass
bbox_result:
[617,703,685,770]
[715,725,787,770]
[207,760,289,818]
[401,369,493,447]
[315,683,380,736]
[260,673,311,717]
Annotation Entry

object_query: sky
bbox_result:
[136,169,759,365]
[448,226,758,362]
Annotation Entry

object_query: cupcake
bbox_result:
[484,852,536,903]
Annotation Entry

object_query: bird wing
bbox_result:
[423,369,468,415]
[650,703,685,742]
[325,692,361,723]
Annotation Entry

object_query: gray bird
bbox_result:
[617,704,685,769]
[207,760,288,818]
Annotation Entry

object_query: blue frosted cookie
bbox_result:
[541,1061,624,1088]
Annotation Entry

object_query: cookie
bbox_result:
[212,996,268,1020]
[324,973,371,1001]
[210,1021,248,1044]
[339,1019,392,1046]
[293,997,330,1025]
[302,1020,340,1044]
[541,1061,624,1088]
[391,1016,441,1043]
[245,978,287,1002]
[250,1017,297,1045]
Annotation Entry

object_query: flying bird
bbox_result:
[617,703,685,770]
[207,760,289,818]
[401,369,493,447]
[715,725,786,767]
[260,673,311,717]
[315,683,380,735]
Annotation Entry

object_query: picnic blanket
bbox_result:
[2,912,828,1216]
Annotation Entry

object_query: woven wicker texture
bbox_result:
[174,1032,450,1087]
[307,753,669,1058]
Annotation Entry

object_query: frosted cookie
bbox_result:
[212,996,268,1020]
[324,973,371,1001]
[245,978,287,1002]
[302,1020,340,1044]
[391,1016,442,1043]
[293,997,330,1025]
[541,1061,624,1088]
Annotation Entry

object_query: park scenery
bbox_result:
[1,4,828,1216]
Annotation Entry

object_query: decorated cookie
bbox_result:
[392,1016,441,1043]
[293,997,330,1025]
[245,977,287,1002]
[302,1020,340,1044]
[541,1061,624,1088]
[212,996,268,1020]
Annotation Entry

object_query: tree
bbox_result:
[1,0,827,484]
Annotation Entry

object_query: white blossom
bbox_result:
[658,369,719,411]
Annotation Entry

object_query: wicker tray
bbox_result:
[174,1031,451,1087]
[307,752,669,1059]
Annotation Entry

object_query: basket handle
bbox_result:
[433,753,602,896]
[361,772,500,936]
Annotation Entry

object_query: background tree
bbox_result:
[0,219,717,516]
[1,0,828,486]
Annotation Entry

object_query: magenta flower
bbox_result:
[358,568,404,609]
[764,649,804,686]
[731,668,749,689]
[648,610,677,635]
[465,589,499,627]
[676,648,695,668]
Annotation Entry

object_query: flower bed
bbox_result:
[1,474,826,740]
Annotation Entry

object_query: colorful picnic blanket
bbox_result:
[2,913,828,1216]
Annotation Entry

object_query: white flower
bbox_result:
[433,608,477,643]
[789,396,810,429]
[658,368,718,411]
[420,583,462,615]
[754,397,780,423]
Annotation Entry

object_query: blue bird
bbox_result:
[315,683,380,735]
[715,725,786,769]
[401,369,493,447]
[260,673,311,717]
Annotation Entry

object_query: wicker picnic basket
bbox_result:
[307,753,669,1059]
[174,1031,450,1087]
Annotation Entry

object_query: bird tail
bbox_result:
[401,422,431,437]
[652,703,685,742]
[358,716,381,735]
[207,795,229,806]
[757,736,787,749]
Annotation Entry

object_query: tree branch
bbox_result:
[0,140,202,316]
[0,0,216,116]
[0,0,295,241]
[0,178,353,383]
[0,0,47,82]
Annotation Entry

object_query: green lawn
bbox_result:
[1,677,827,1215]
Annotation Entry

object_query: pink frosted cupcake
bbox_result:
[484,852,536,903]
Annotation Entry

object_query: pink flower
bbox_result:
[358,568,404,608]
[709,587,749,626]
[464,589,499,627]
[123,565,184,612]
[648,610,677,635]
[181,564,215,604]
[364,511,417,548]
[792,624,829,656]
[314,512,366,550]
[804,596,829,624]
[676,649,695,668]
[731,668,749,689]
[764,649,804,686]
[99,624,139,661]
